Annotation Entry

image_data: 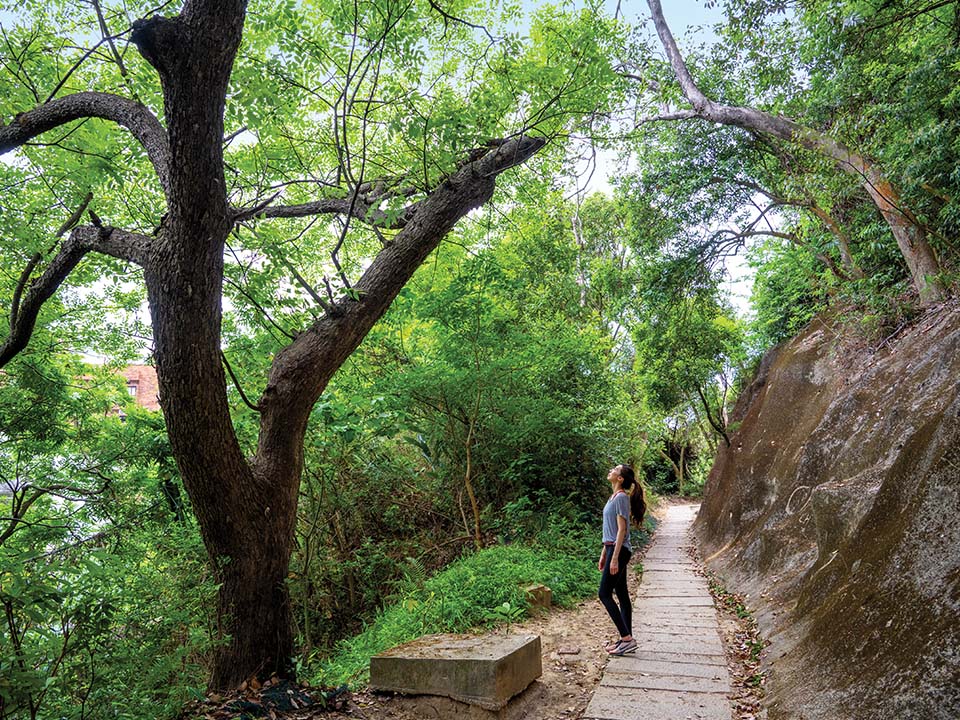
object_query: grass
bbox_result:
[311,519,612,688]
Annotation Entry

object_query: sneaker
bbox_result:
[609,638,637,655]
[604,638,622,652]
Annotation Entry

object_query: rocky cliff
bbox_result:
[695,305,960,720]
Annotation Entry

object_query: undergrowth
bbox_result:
[312,493,655,688]
[311,544,591,687]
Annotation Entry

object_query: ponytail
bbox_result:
[618,464,647,526]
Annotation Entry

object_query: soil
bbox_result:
[345,568,638,720]
[182,562,639,720]
[187,501,768,720]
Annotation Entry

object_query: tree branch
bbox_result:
[248,191,421,229]
[646,0,711,111]
[0,225,152,368]
[251,134,546,479]
[221,350,262,413]
[635,109,701,124]
[0,92,171,197]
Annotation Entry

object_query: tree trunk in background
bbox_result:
[808,205,864,279]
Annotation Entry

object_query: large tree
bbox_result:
[0,0,620,687]
[637,0,948,305]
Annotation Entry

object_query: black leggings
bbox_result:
[598,545,632,637]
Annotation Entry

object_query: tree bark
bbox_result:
[646,0,946,304]
[806,205,863,279]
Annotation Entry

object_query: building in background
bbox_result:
[119,365,161,412]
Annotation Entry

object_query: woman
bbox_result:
[598,464,645,656]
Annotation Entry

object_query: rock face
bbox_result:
[695,307,960,720]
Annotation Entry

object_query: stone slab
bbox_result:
[637,589,714,598]
[636,618,718,630]
[635,629,723,644]
[635,626,721,640]
[583,685,730,719]
[601,670,730,694]
[638,606,715,617]
[637,597,715,608]
[625,648,727,666]
[607,656,731,679]
[369,633,541,710]
[639,583,711,592]
[630,638,725,657]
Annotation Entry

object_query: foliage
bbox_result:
[313,507,600,688]
[0,356,218,720]
[282,190,647,655]
[4,0,956,707]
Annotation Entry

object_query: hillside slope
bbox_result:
[695,306,960,719]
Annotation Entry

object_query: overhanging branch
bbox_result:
[0,92,171,197]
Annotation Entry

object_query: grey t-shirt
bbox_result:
[602,491,631,551]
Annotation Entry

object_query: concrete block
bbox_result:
[369,633,542,710]
[523,583,552,612]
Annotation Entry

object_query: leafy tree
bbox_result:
[630,0,950,305]
[0,0,624,687]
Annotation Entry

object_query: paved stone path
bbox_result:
[584,504,732,720]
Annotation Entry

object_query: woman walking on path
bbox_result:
[598,464,645,656]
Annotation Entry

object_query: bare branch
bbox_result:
[0,92,171,196]
[232,191,282,223]
[91,0,127,78]
[249,189,421,229]
[221,351,262,412]
[635,109,701,124]
[426,0,496,42]
[56,191,95,237]
[646,0,711,111]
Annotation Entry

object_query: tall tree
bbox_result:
[640,0,947,305]
[0,0,620,687]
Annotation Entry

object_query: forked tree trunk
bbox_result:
[646,0,946,305]
[125,4,546,689]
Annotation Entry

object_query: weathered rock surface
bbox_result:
[369,633,542,710]
[695,307,960,719]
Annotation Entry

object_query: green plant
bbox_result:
[313,525,598,688]
[483,601,525,627]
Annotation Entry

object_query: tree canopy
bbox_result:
[0,0,956,711]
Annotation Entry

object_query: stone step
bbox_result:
[628,637,725,657]
[607,656,731,679]
[635,617,719,630]
[601,670,730,694]
[635,598,716,609]
[584,685,730,720]
[637,589,713,599]
[625,648,727,667]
